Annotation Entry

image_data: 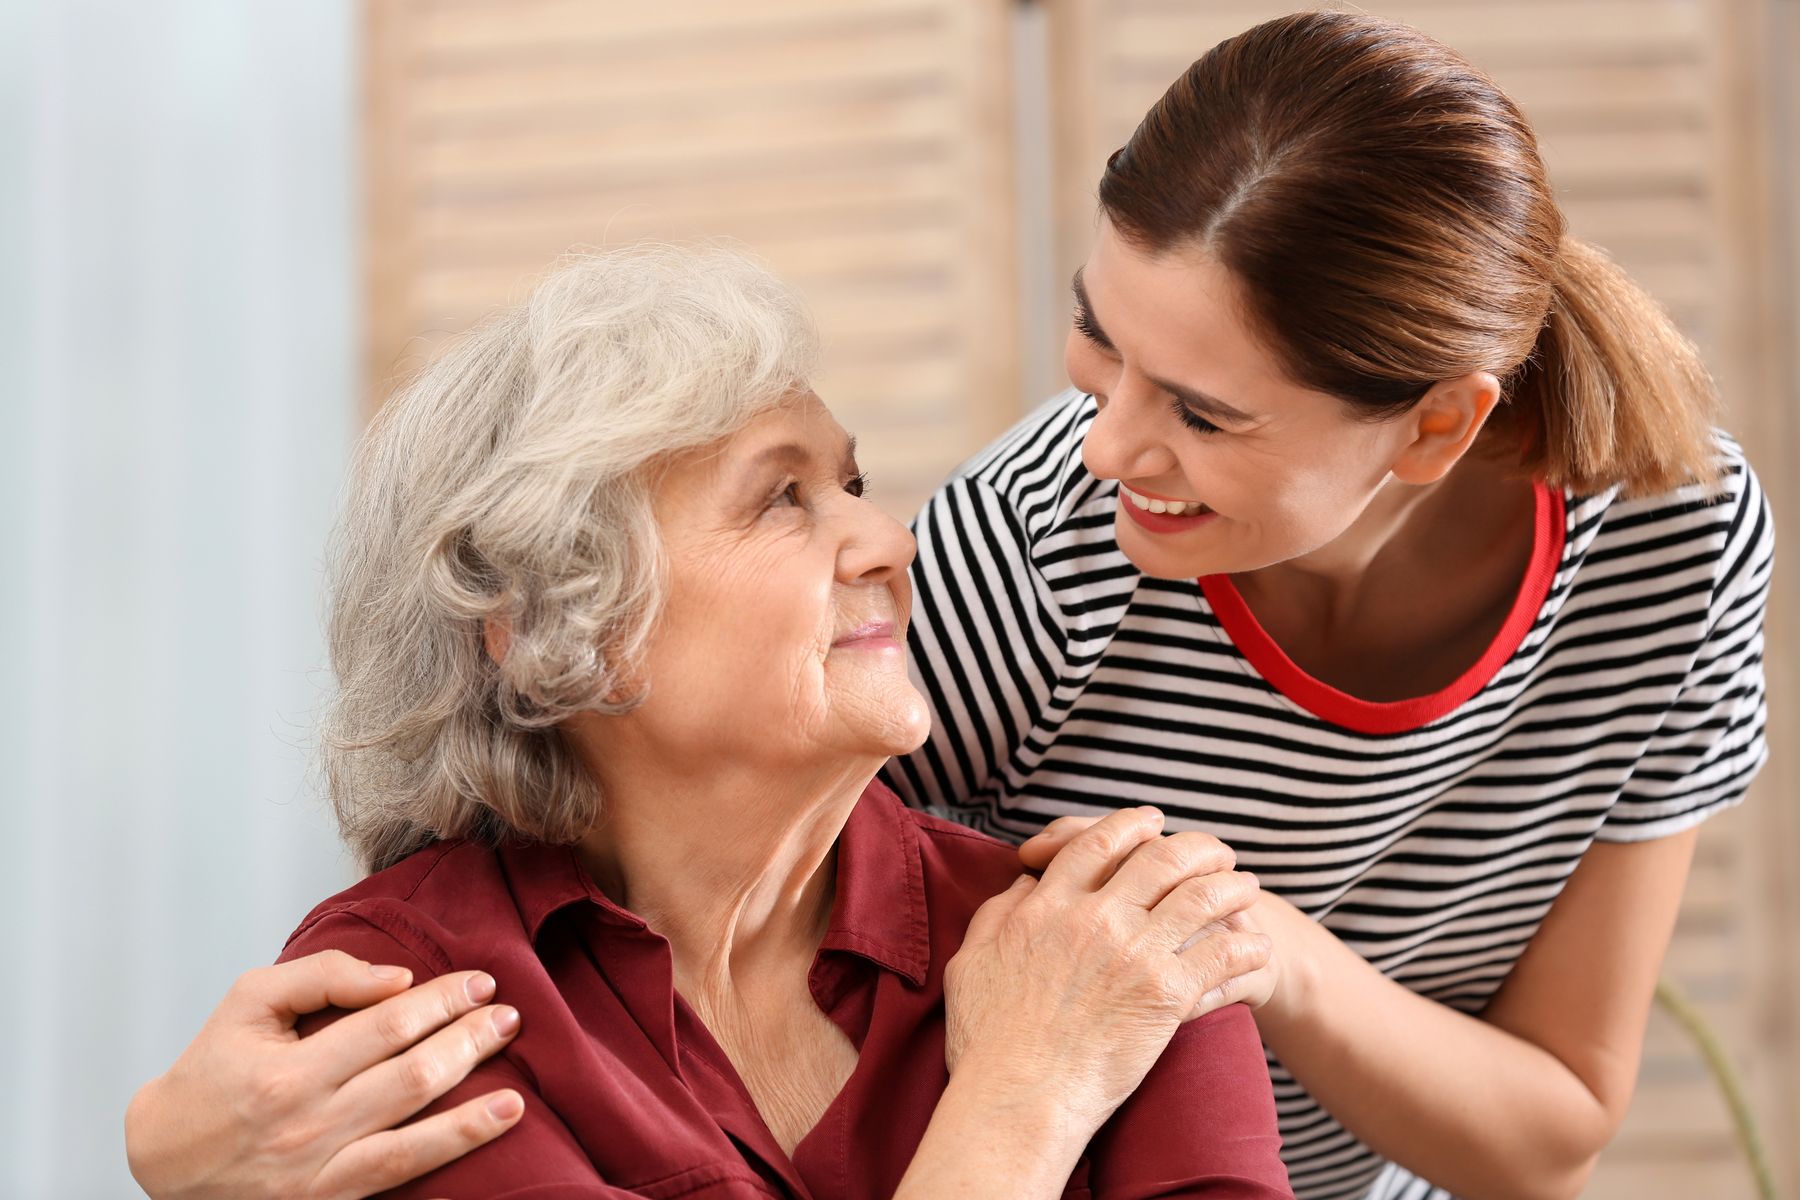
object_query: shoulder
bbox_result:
[1087,1003,1286,1192]
[923,390,1111,546]
[278,840,516,978]
[1582,432,1770,564]
[911,390,1134,622]
[1574,431,1773,617]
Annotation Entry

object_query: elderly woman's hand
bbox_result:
[124,950,523,1200]
[943,807,1271,1133]
[1016,810,1280,1018]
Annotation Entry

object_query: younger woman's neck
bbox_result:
[1245,455,1527,620]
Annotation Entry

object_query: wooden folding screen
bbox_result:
[364,0,1020,521]
[1045,3,1796,1196]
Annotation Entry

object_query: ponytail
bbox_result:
[1503,237,1721,497]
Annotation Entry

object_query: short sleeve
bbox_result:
[1600,457,1775,843]
[1081,1005,1292,1199]
[882,471,1070,820]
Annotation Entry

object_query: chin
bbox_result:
[820,681,933,763]
[1114,514,1235,580]
[870,687,934,757]
[880,693,933,756]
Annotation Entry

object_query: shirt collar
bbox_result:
[819,778,930,985]
[495,778,930,986]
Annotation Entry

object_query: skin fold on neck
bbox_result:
[564,721,878,1154]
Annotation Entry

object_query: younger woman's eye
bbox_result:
[1073,306,1113,351]
[847,471,870,499]
[1170,399,1222,435]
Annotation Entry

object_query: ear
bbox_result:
[483,616,512,665]
[1390,371,1503,485]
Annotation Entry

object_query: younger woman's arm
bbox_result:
[1252,828,1698,1200]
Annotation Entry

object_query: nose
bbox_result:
[835,496,917,588]
[1080,372,1179,483]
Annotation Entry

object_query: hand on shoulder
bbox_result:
[125,949,521,1200]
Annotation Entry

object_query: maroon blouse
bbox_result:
[279,781,1291,1198]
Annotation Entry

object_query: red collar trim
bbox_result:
[1197,481,1566,736]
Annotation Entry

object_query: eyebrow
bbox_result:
[741,433,859,475]
[1071,268,1257,426]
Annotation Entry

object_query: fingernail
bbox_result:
[491,1005,520,1038]
[487,1091,524,1121]
[1243,872,1260,889]
[369,964,409,981]
[466,972,497,1004]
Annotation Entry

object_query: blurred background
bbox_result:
[2,1,1793,1197]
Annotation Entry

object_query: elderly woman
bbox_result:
[175,245,1288,1198]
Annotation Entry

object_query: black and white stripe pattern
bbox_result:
[881,390,1773,1200]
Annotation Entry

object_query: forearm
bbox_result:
[894,1058,1091,1200]
[1255,895,1611,1200]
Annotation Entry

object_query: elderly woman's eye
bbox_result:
[771,481,802,508]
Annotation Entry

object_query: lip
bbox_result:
[831,620,901,649]
[1124,483,1200,504]
[1118,491,1220,535]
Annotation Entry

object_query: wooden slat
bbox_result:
[364,0,1019,522]
[414,0,943,60]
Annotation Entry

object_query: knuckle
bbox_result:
[456,1099,495,1141]
[264,1114,326,1165]
[437,976,471,1020]
[1217,909,1252,933]
[1074,824,1124,860]
[1219,933,1268,972]
[367,1136,417,1186]
[1171,831,1230,867]
[232,964,276,999]
[1142,966,1194,1013]
[461,1015,491,1060]
[397,1050,445,1099]
[1136,835,1185,873]
[1181,875,1225,913]
[248,1065,304,1116]
[374,1004,424,1049]
[317,947,357,972]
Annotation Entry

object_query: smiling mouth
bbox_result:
[832,620,899,648]
[1119,483,1212,517]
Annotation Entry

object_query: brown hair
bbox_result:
[1098,10,1719,497]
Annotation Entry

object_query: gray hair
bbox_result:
[323,245,820,872]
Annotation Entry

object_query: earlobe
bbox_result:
[483,616,512,665]
[1391,371,1502,484]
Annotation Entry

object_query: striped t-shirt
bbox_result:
[879,390,1773,1200]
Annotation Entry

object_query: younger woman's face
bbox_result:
[1067,219,1420,581]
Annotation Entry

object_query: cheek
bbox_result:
[1064,331,1109,394]
[1245,449,1388,553]
[653,550,832,706]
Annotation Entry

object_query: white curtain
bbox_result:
[0,2,358,1196]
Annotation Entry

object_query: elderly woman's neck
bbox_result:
[571,751,882,985]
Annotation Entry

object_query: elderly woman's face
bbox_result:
[628,392,929,769]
